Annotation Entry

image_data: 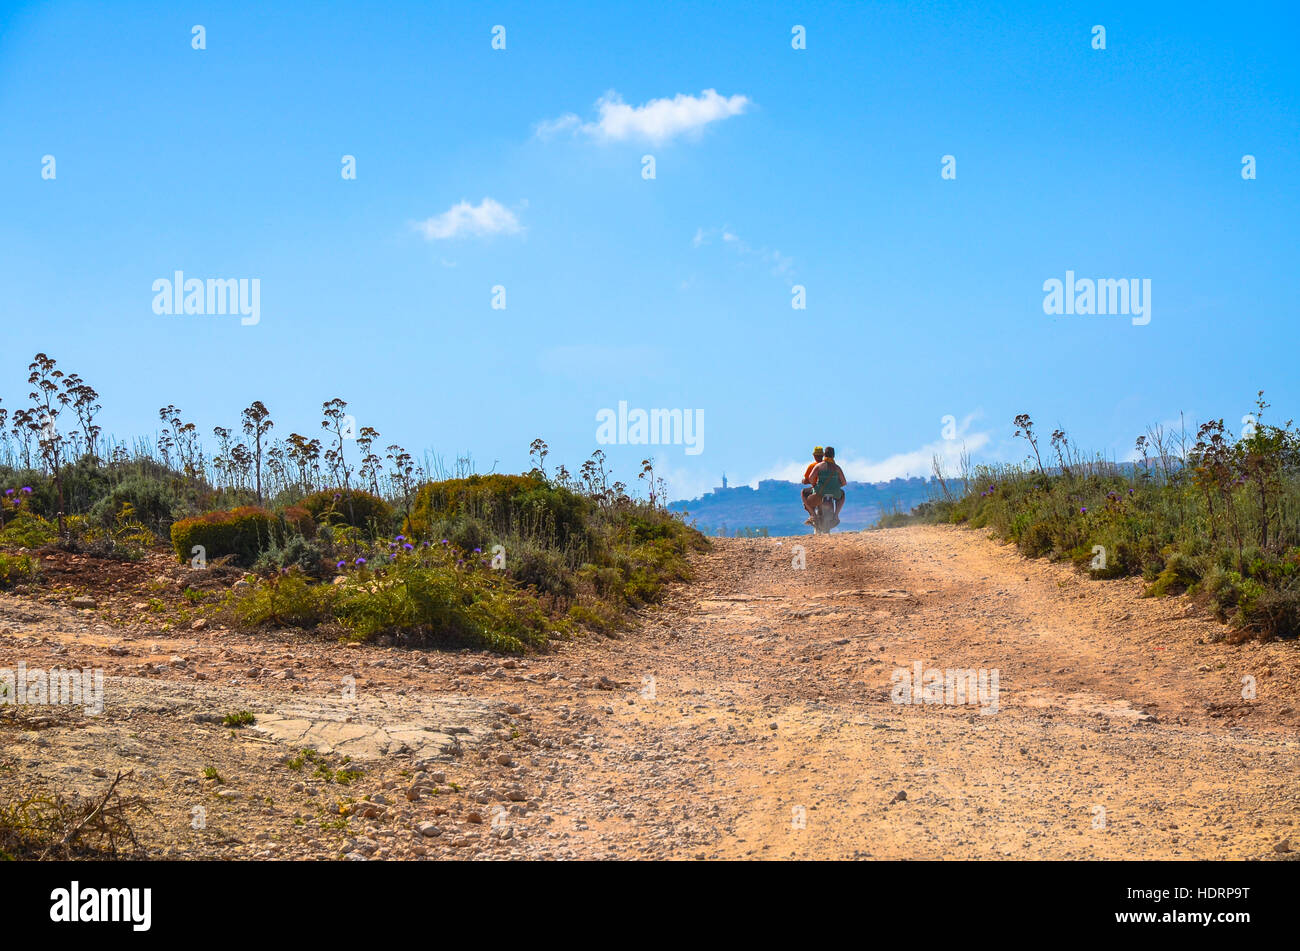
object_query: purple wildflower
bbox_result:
[355,557,366,566]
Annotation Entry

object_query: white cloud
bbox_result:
[693,226,794,281]
[656,462,723,504]
[538,89,750,145]
[752,419,992,486]
[657,418,994,503]
[414,198,523,240]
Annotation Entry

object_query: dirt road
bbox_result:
[3,525,1299,859]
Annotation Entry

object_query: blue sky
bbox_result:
[1,0,1297,501]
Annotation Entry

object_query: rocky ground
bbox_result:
[2,525,1299,860]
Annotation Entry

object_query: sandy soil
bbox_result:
[2,525,1298,860]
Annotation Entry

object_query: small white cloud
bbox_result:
[538,89,750,145]
[694,226,795,282]
[414,198,523,240]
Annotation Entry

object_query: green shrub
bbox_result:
[253,534,330,579]
[1146,548,1204,598]
[170,506,276,567]
[0,552,40,588]
[1017,520,1055,558]
[568,600,620,633]
[334,553,551,652]
[405,474,596,556]
[1248,576,1300,640]
[280,505,317,539]
[232,572,340,628]
[300,489,392,533]
[421,517,492,555]
[89,475,181,536]
[0,511,56,549]
[508,544,576,600]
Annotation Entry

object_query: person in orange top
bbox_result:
[801,446,824,524]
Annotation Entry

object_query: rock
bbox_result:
[495,753,513,767]
[170,656,187,668]
[216,789,240,800]
[1274,838,1292,854]
[233,580,252,591]
[70,597,97,609]
[890,790,907,803]
[506,787,527,802]
[417,822,442,838]
[466,812,484,824]
[191,619,208,631]
[108,646,129,657]
[91,767,108,778]
[351,837,379,855]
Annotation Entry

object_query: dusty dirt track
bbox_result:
[2,525,1299,860]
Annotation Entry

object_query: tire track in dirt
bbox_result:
[528,526,1300,859]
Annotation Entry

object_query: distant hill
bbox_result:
[669,476,940,537]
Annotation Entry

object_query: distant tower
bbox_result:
[721,472,728,489]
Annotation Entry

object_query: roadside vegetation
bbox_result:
[906,394,1300,641]
[0,353,707,651]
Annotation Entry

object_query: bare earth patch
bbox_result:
[2,525,1298,860]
